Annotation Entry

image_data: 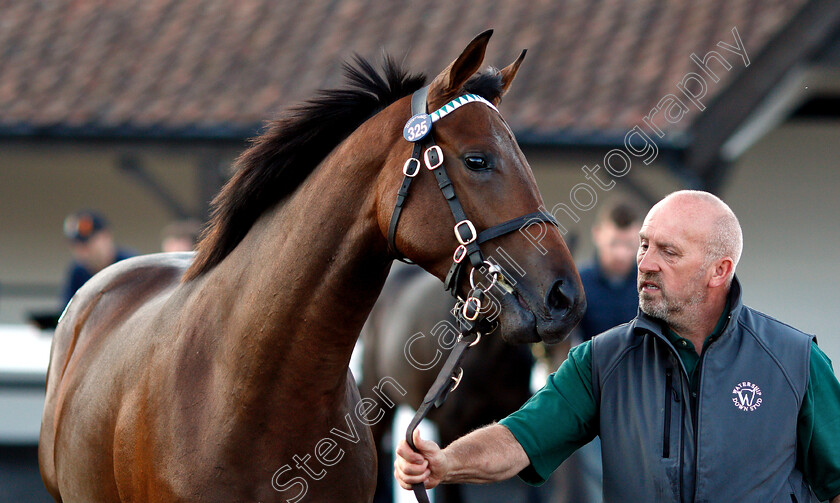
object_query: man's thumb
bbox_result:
[412,428,430,452]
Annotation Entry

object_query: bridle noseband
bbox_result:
[388,86,557,502]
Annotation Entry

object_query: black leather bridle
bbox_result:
[389,86,557,304]
[388,86,557,502]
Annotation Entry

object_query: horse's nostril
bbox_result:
[546,278,574,313]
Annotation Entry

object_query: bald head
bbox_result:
[653,190,743,279]
[637,190,743,335]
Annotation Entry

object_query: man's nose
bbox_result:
[637,249,657,272]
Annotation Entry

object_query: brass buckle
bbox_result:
[454,220,477,245]
[402,158,420,177]
[462,295,482,321]
[453,245,467,263]
[424,145,443,170]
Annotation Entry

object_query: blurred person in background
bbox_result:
[61,210,134,307]
[578,199,644,342]
[160,219,202,253]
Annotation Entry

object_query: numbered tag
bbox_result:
[403,114,432,142]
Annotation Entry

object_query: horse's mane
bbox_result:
[185,55,504,280]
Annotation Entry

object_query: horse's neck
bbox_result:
[207,128,396,408]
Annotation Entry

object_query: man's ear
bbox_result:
[427,30,492,110]
[709,257,735,288]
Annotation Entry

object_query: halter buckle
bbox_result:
[453,245,467,263]
[424,145,443,170]
[454,220,477,245]
[402,158,420,177]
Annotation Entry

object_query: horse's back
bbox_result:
[39,252,193,502]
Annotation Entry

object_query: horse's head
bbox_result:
[376,30,584,344]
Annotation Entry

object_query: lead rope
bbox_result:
[404,287,489,503]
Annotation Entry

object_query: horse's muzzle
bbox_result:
[492,271,583,344]
[537,274,586,343]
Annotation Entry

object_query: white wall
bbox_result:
[724,121,840,362]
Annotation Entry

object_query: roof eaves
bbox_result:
[0,122,261,143]
[514,127,689,152]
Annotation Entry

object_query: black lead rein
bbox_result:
[388,87,557,503]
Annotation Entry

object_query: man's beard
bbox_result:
[638,269,707,330]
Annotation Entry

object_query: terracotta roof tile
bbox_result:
[0,0,813,140]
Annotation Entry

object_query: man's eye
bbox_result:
[464,155,490,171]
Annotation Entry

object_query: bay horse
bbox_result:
[39,31,584,502]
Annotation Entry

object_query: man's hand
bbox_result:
[394,423,530,491]
[394,429,447,490]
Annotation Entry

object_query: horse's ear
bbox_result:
[493,49,527,105]
[427,30,493,109]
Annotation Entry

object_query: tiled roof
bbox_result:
[0,0,810,142]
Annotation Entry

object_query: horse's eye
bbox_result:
[464,155,490,171]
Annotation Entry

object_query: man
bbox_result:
[577,199,642,341]
[62,210,134,306]
[395,190,840,502]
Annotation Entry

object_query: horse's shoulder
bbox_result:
[45,254,193,415]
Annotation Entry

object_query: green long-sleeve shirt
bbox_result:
[500,331,840,501]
